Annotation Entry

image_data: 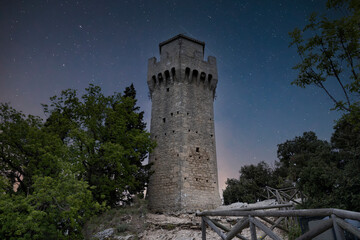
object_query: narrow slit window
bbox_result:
[185,67,190,78]
[165,70,170,81]
[171,67,176,78]
[163,118,166,123]
[196,147,199,152]
[200,72,206,81]
[171,113,173,116]
[167,88,169,92]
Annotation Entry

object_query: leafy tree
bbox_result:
[289,0,360,117]
[0,103,102,239]
[0,172,103,240]
[0,103,65,194]
[42,84,155,206]
[223,161,276,204]
[276,131,332,183]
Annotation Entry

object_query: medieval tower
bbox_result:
[146,34,221,212]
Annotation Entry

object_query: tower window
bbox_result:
[152,75,156,85]
[196,147,199,152]
[165,70,170,81]
[177,111,179,114]
[171,67,176,77]
[164,133,166,135]
[157,73,163,84]
[188,129,190,132]
[163,118,166,123]
[200,72,206,81]
[171,113,173,116]
[192,70,198,82]
[187,112,189,115]
[211,134,213,137]
[172,130,175,133]
[208,74,213,82]
[167,88,169,92]
[185,67,190,78]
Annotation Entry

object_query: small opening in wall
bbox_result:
[167,88,169,92]
[200,72,206,81]
[171,67,176,77]
[171,113,173,116]
[165,70,170,81]
[206,180,209,182]
[155,136,157,139]
[188,129,190,132]
[184,177,187,180]
[164,133,166,135]
[196,178,199,181]
[207,158,209,161]
[152,75,156,85]
[199,156,201,159]
[185,67,190,78]
[187,112,189,115]
[208,74,213,82]
[177,111,179,114]
[210,118,212,120]
[177,154,179,156]
[155,158,157,160]
[192,70,198,82]
[189,155,192,157]
[172,130,175,133]
[211,134,213,137]
[163,118,166,123]
[196,147,199,152]
[214,181,216,184]
[196,131,198,134]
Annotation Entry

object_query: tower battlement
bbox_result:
[146,34,221,213]
[147,34,218,99]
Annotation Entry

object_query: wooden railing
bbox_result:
[196,205,360,240]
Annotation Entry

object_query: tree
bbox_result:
[223,161,275,204]
[289,0,360,119]
[276,131,332,183]
[0,103,102,239]
[43,84,155,206]
[0,103,65,194]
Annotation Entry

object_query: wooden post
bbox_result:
[203,216,227,240]
[296,218,333,240]
[335,217,360,239]
[249,216,257,240]
[201,217,206,240]
[332,214,345,240]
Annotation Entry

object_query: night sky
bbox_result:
[0,0,343,193]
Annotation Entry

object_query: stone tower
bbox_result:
[146,34,221,212]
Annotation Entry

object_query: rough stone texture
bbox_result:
[146,34,221,213]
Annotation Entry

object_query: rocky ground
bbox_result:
[86,199,288,240]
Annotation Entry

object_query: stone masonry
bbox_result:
[146,34,221,212]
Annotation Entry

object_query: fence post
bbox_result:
[332,214,345,240]
[201,217,206,240]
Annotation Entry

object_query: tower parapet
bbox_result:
[146,34,221,213]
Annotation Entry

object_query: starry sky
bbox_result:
[0,0,343,193]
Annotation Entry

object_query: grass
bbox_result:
[82,197,148,239]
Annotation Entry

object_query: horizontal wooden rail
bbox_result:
[198,207,360,240]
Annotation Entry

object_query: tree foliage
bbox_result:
[0,84,154,238]
[223,161,287,204]
[289,0,360,116]
[42,84,155,206]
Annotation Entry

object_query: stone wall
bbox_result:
[146,34,221,212]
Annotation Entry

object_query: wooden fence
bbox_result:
[196,205,360,240]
